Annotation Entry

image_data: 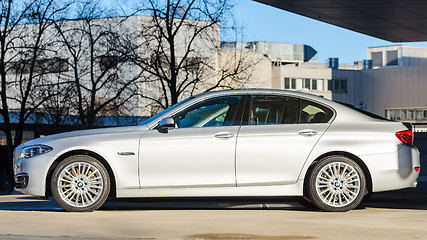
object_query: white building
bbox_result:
[234,42,427,124]
[3,15,220,118]
[1,15,220,144]
[369,45,427,68]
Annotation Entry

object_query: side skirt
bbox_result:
[117,180,304,198]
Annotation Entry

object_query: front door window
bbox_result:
[174,96,242,128]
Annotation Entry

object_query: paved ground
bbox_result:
[0,183,427,240]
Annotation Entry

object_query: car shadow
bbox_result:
[0,194,317,212]
[99,196,316,211]
[1,182,427,212]
[0,196,63,211]
[359,189,427,210]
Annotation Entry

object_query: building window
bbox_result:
[386,50,398,66]
[285,78,326,91]
[10,60,31,74]
[183,57,204,71]
[10,58,68,74]
[386,109,400,120]
[416,110,423,120]
[334,80,340,91]
[284,78,297,90]
[98,55,119,72]
[311,79,317,90]
[394,109,401,120]
[371,52,383,67]
[291,78,296,89]
[401,110,408,120]
[386,108,427,121]
[408,110,414,120]
[48,58,69,73]
[304,78,310,89]
[329,79,347,93]
[284,78,290,89]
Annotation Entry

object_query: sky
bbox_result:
[232,0,427,64]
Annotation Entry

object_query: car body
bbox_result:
[13,89,420,212]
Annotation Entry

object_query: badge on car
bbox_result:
[117,152,135,156]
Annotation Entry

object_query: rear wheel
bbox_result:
[307,155,366,212]
[51,155,110,212]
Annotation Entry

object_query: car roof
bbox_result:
[193,88,333,105]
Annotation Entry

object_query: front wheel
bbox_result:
[307,156,366,212]
[51,155,110,212]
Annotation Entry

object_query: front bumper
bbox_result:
[13,153,53,197]
[14,173,29,188]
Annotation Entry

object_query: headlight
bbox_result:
[19,145,53,160]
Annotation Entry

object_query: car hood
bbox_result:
[22,126,140,147]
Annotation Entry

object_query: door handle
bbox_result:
[298,130,318,136]
[214,132,234,139]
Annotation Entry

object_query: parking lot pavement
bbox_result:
[0,183,426,240]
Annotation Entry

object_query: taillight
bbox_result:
[395,130,414,146]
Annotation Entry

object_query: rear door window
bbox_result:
[248,95,299,125]
[300,99,334,123]
[246,95,334,125]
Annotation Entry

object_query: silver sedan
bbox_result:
[13,89,420,212]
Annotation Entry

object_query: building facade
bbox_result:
[236,43,427,125]
[1,15,220,143]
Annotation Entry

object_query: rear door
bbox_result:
[235,95,334,186]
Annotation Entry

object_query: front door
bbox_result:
[139,95,243,188]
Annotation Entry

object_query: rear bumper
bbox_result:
[362,145,420,192]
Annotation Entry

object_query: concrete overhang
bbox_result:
[253,0,427,42]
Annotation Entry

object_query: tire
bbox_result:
[307,155,366,212]
[51,155,110,212]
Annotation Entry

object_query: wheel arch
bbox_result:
[303,151,372,197]
[45,149,117,198]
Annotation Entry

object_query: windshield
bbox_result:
[138,96,194,126]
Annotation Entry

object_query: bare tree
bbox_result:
[52,1,141,128]
[41,76,77,126]
[133,0,261,115]
[0,0,71,192]
[134,0,230,111]
[205,22,263,92]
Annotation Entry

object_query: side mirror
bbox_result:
[157,117,175,133]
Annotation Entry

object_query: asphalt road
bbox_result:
[0,183,426,240]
